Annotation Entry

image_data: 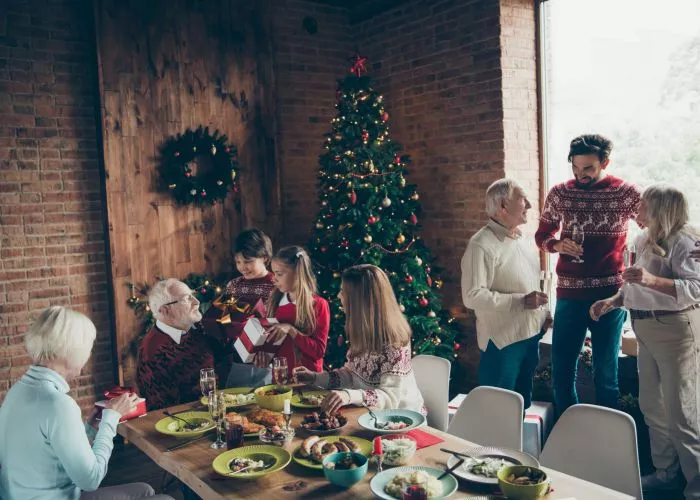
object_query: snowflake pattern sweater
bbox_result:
[535,175,641,301]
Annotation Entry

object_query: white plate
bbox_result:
[370,465,458,499]
[446,446,539,486]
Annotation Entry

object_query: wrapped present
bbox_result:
[621,330,638,357]
[94,386,147,423]
[234,317,284,363]
[523,401,554,458]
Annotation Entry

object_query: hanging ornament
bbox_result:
[231,170,237,181]
[435,278,444,289]
[168,183,177,190]
[321,200,328,207]
[316,222,324,229]
[400,176,406,187]
[216,180,223,186]
[382,111,389,121]
[210,145,217,155]
[200,287,207,294]
[404,275,414,284]
[333,271,341,279]
[368,160,376,173]
[427,275,433,287]
[185,171,192,178]
[337,334,344,347]
[201,190,207,197]
[428,311,436,318]
[320,246,328,253]
[419,297,429,307]
[400,304,406,313]
[190,189,197,195]
[368,215,378,225]
[361,130,369,142]
[396,234,406,244]
[348,191,357,204]
[382,197,392,207]
[415,256,423,266]
[410,213,418,225]
[410,192,420,201]
[340,240,349,248]
[425,265,432,274]
[192,146,197,152]
[364,235,373,243]
[334,133,342,140]
[454,342,461,351]
[174,151,180,157]
[394,154,401,164]
[334,155,341,161]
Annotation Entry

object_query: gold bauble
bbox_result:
[333,272,341,278]
[316,222,324,229]
[382,197,392,207]
[396,234,406,244]
[410,193,420,201]
[364,235,373,243]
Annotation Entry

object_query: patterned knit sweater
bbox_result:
[535,175,641,301]
[136,325,228,410]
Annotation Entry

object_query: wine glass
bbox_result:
[200,368,216,399]
[571,225,584,263]
[208,390,226,449]
[272,357,288,385]
[623,242,637,267]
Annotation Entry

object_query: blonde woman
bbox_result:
[590,185,700,497]
[294,264,424,414]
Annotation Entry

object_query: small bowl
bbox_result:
[322,452,368,488]
[381,433,417,466]
[258,426,295,447]
[497,465,550,500]
[254,384,293,411]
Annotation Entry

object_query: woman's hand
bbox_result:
[322,390,350,415]
[590,299,618,321]
[690,248,700,261]
[104,393,139,417]
[622,266,657,288]
[292,366,317,384]
[265,323,296,344]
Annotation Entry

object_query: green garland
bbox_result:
[158,127,239,206]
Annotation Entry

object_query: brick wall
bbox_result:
[0,0,114,410]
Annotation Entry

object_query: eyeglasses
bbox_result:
[163,293,196,307]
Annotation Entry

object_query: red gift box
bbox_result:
[94,386,147,422]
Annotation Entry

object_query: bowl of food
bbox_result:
[381,434,417,466]
[497,465,550,500]
[299,411,348,434]
[254,385,293,411]
[258,425,295,447]
[322,452,368,488]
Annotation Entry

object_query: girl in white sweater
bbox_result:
[293,264,424,414]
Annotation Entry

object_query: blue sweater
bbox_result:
[0,366,121,499]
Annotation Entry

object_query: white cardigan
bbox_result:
[314,345,424,412]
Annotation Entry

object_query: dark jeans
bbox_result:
[552,298,626,417]
[478,333,542,409]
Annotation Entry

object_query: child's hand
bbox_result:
[292,366,316,384]
[266,323,296,343]
[322,390,350,415]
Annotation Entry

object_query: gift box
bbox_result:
[94,386,147,423]
[523,401,554,458]
[447,393,467,423]
[233,317,283,363]
[621,329,638,357]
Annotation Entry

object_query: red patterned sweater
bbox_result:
[535,175,641,301]
[136,325,228,410]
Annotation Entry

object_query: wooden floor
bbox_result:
[103,437,685,500]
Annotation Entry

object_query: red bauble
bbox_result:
[340,240,349,248]
[185,172,192,177]
[425,266,431,274]
[410,213,418,225]
[320,246,328,253]
[404,275,414,284]
[349,191,357,204]
[368,215,378,224]
[427,276,432,287]
[382,111,389,121]
[361,130,369,141]
[334,155,341,161]
[418,297,429,307]
[454,342,461,351]
[200,287,207,294]
[337,335,344,347]
[394,154,401,164]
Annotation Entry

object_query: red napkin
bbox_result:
[405,428,444,449]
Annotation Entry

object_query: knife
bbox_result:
[437,458,464,480]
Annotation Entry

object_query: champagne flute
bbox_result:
[623,242,637,267]
[571,225,584,263]
[200,368,216,399]
[539,271,552,310]
[272,357,288,385]
[209,390,226,449]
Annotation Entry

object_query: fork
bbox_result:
[438,458,464,480]
[163,411,199,430]
[363,405,379,428]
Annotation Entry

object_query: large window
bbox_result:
[541,0,700,224]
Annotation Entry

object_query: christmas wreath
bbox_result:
[158,126,239,206]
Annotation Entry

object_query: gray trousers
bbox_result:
[81,482,174,500]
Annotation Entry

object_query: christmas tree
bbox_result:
[310,55,460,369]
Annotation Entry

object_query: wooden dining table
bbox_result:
[117,401,635,500]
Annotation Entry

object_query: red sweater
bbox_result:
[535,175,641,301]
[273,296,330,375]
[136,325,228,410]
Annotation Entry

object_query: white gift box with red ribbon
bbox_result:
[523,401,554,458]
[234,317,283,363]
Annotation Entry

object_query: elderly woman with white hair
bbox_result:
[591,185,700,498]
[0,306,173,500]
[461,178,550,409]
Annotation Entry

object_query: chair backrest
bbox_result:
[448,386,523,451]
[412,355,451,431]
[540,404,642,499]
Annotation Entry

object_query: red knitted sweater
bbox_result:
[535,175,641,301]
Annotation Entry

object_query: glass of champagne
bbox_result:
[273,357,288,385]
[571,225,584,263]
[208,390,226,449]
[200,368,216,399]
[539,270,552,310]
[623,242,637,267]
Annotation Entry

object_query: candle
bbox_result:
[283,398,291,415]
[373,436,383,455]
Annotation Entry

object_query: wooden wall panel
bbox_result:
[94,0,280,385]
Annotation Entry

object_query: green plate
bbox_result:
[292,436,372,470]
[200,387,256,408]
[212,444,291,479]
[291,390,328,409]
[154,411,215,438]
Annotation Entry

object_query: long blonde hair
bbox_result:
[267,246,317,333]
[641,184,698,256]
[342,264,411,355]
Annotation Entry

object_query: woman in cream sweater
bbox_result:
[294,264,424,414]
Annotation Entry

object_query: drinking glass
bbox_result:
[200,368,216,398]
[272,357,288,385]
[208,390,226,449]
[623,242,637,267]
[539,271,552,310]
[571,225,585,263]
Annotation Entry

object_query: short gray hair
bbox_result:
[149,278,182,320]
[485,179,521,217]
[24,306,96,369]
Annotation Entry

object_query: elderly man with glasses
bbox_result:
[137,279,227,410]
